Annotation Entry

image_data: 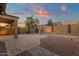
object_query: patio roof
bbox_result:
[0,15,19,24]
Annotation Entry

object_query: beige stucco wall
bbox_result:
[42,26,53,33]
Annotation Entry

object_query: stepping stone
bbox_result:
[28,46,58,56]
[0,41,8,56]
[16,50,32,56]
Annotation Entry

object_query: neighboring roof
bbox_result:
[0,15,19,20]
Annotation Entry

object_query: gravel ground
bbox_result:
[40,35,79,56]
[1,34,79,56]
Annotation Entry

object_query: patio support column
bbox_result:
[14,19,18,39]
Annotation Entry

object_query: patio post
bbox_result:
[14,19,18,39]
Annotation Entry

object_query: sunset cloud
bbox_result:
[30,4,48,17]
[31,4,58,17]
[35,9,49,17]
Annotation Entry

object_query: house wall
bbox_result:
[0,28,13,35]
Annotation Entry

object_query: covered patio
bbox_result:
[0,15,19,39]
[0,3,19,39]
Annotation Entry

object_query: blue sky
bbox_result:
[6,3,79,24]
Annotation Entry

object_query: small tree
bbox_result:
[34,18,40,33]
[47,19,54,32]
[25,16,40,33]
[47,19,53,26]
[25,16,34,33]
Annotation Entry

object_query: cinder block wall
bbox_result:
[18,28,38,34]
[54,25,68,35]
[54,24,79,35]
[71,24,79,35]
[18,28,27,34]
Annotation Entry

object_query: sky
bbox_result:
[6,3,79,26]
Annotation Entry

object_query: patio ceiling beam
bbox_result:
[0,18,14,24]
